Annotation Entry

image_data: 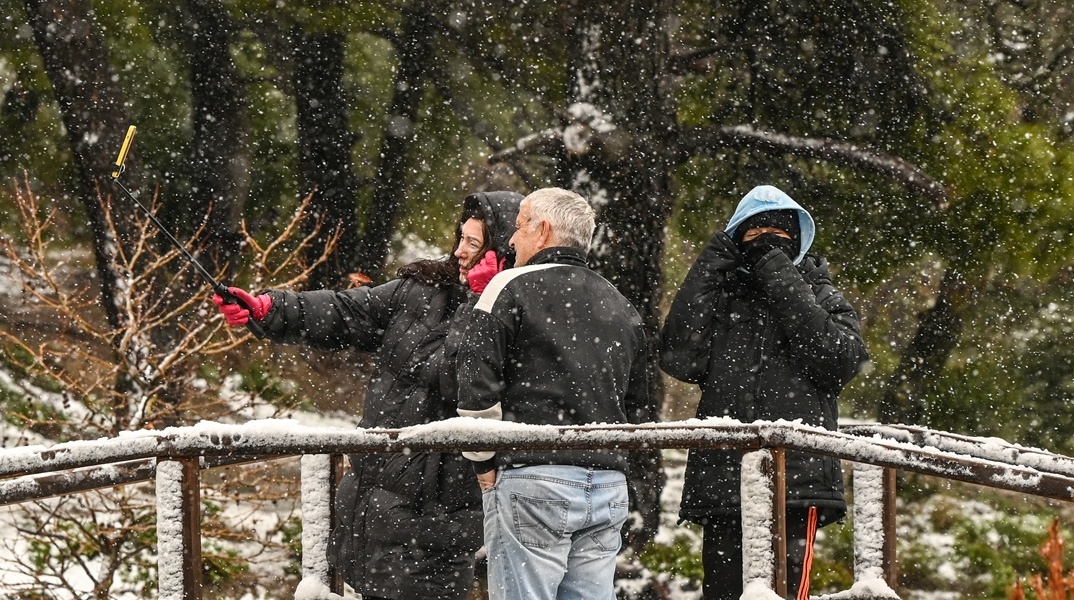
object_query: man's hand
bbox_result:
[213,287,272,326]
[477,470,497,491]
[467,250,505,294]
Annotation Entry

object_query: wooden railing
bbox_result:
[4,419,1074,599]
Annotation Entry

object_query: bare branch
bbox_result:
[668,45,721,74]
[0,176,317,595]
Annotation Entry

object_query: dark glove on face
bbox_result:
[743,233,797,268]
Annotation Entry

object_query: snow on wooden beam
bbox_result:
[4,418,1074,503]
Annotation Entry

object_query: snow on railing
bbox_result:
[5,417,1074,600]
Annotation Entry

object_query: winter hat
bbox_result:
[732,209,801,250]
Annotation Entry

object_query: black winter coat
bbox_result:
[261,278,480,600]
[660,232,868,525]
[454,247,649,474]
[256,190,521,600]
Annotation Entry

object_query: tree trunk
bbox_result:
[293,28,360,289]
[559,0,675,549]
[880,266,969,424]
[179,0,250,274]
[23,0,132,333]
[354,5,436,279]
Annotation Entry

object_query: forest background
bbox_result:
[2,0,1074,598]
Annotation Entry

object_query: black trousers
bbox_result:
[701,508,817,600]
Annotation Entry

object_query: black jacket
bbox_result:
[256,190,520,600]
[455,246,650,474]
[660,232,868,524]
[261,278,480,599]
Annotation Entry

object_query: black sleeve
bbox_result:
[259,279,402,351]
[439,296,478,411]
[455,288,515,473]
[660,232,739,383]
[623,328,653,425]
[752,251,869,392]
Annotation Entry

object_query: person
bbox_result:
[454,187,650,600]
[660,185,869,600]
[213,191,523,600]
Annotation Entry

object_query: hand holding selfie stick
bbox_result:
[110,125,266,338]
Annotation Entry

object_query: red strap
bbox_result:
[797,507,819,600]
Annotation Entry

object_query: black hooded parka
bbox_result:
[258,191,522,600]
[660,232,868,525]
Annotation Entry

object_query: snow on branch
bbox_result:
[680,124,950,210]
[488,128,565,164]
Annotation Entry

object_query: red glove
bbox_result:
[212,287,272,327]
[467,251,505,294]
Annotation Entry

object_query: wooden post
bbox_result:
[853,463,900,597]
[330,454,345,594]
[770,448,788,597]
[156,458,202,600]
[741,448,787,598]
[882,467,899,590]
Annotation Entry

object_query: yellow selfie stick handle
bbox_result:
[111,125,137,179]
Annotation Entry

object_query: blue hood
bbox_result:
[724,185,815,265]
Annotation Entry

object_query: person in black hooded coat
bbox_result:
[660,185,868,600]
[212,191,522,600]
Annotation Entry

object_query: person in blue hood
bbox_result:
[661,185,868,600]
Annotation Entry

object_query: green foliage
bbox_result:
[240,365,300,408]
[635,518,857,595]
[894,482,1072,599]
[0,385,67,437]
[812,520,856,594]
[12,493,160,598]
[202,543,250,587]
[280,515,304,579]
[638,528,705,584]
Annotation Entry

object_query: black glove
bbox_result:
[743,233,797,269]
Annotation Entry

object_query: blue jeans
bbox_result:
[482,465,629,600]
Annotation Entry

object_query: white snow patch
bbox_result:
[293,576,344,599]
[156,460,187,600]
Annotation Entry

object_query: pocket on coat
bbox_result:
[509,492,569,549]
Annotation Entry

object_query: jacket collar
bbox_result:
[527,246,589,268]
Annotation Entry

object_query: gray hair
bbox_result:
[522,188,595,251]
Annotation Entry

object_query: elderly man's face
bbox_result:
[509,202,539,267]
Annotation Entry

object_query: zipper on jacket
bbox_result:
[749,305,773,418]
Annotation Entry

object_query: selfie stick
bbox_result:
[110,125,266,338]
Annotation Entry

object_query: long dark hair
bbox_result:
[396,205,491,286]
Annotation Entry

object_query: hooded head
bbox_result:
[724,185,815,265]
[397,190,522,286]
[459,191,523,267]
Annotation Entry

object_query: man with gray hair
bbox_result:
[455,187,650,600]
